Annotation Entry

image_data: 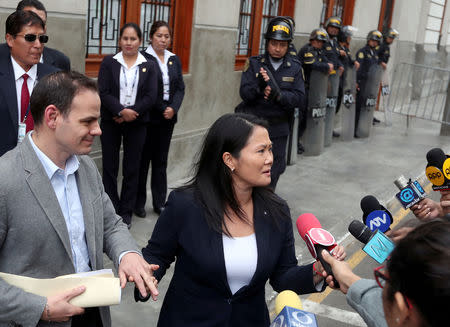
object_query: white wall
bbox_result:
[294,0,323,34]
[195,0,240,28]
[352,0,382,38]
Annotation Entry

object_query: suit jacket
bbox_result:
[97,55,158,123]
[141,51,185,124]
[142,190,319,327]
[0,45,59,157]
[0,135,140,327]
[42,47,71,71]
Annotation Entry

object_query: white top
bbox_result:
[28,133,91,272]
[222,233,258,295]
[11,56,37,123]
[113,51,147,107]
[145,45,175,101]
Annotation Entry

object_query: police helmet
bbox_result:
[325,16,342,30]
[384,28,399,39]
[280,16,295,30]
[310,28,329,42]
[337,25,357,43]
[367,30,382,43]
[265,16,293,42]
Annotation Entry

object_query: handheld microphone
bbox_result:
[393,175,426,209]
[348,220,395,264]
[270,291,317,327]
[360,195,393,232]
[426,148,450,190]
[296,213,339,288]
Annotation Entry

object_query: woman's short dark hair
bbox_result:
[30,71,98,126]
[149,20,171,39]
[387,220,450,327]
[6,10,44,36]
[180,113,289,236]
[120,22,142,40]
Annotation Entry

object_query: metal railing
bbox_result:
[388,62,450,126]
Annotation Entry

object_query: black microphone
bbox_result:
[393,175,426,209]
[348,220,395,264]
[360,195,393,233]
[426,147,450,190]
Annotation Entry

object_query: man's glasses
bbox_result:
[373,265,413,309]
[16,34,48,43]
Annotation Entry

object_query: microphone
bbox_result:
[426,147,450,190]
[360,195,393,232]
[296,213,339,288]
[270,291,318,327]
[393,175,426,209]
[348,220,395,264]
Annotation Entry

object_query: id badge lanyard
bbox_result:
[17,104,30,144]
[122,67,138,106]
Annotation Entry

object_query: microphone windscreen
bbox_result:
[360,195,381,215]
[426,148,446,167]
[348,220,373,244]
[296,213,322,240]
[275,290,303,316]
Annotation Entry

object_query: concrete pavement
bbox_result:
[106,111,450,326]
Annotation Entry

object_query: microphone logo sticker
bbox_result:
[443,158,450,179]
[363,230,395,264]
[426,166,445,186]
[396,185,420,209]
[270,307,318,327]
[366,210,391,233]
[309,228,335,246]
[400,188,414,203]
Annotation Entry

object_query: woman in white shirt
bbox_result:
[135,21,185,217]
[98,23,158,228]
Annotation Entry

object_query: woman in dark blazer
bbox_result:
[140,113,345,326]
[135,20,185,217]
[98,23,158,227]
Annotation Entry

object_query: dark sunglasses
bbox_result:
[16,34,49,43]
[373,265,413,309]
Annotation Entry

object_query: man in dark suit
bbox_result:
[0,70,159,327]
[16,0,71,70]
[0,10,59,157]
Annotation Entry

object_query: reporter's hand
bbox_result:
[411,198,443,221]
[41,286,86,322]
[321,250,360,294]
[120,108,139,122]
[440,190,450,215]
[386,227,415,243]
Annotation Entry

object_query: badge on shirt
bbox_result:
[326,46,332,51]
[18,122,26,144]
[304,52,314,57]
[282,76,294,82]
[142,68,147,72]
[287,62,291,67]
[290,51,296,56]
[169,61,173,65]
[358,52,364,59]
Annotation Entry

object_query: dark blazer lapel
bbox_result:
[111,59,121,96]
[211,229,233,295]
[76,162,97,269]
[249,196,271,286]
[21,136,74,265]
[0,54,19,128]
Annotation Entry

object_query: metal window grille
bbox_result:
[235,0,281,56]
[86,0,122,56]
[85,0,175,57]
[258,0,280,54]
[320,0,345,26]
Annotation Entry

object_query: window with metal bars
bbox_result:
[85,0,193,76]
[320,0,355,27]
[235,0,295,70]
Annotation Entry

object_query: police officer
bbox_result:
[335,25,359,115]
[355,30,382,135]
[237,16,304,189]
[324,16,344,77]
[297,28,333,152]
[378,28,399,68]
[281,16,298,58]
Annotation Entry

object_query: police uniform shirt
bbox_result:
[239,53,304,135]
[378,41,390,64]
[355,45,379,85]
[323,37,343,69]
[297,43,330,88]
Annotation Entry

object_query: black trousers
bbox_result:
[136,119,175,210]
[100,120,146,223]
[72,307,103,327]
